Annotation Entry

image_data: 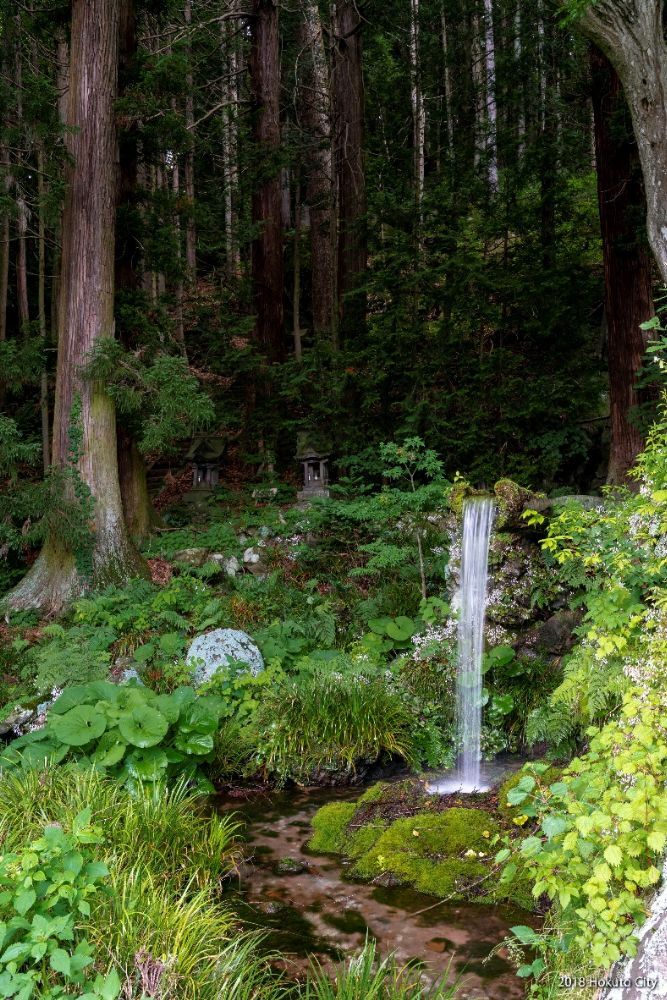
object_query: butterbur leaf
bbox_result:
[171,687,196,710]
[126,748,169,780]
[118,706,168,748]
[367,617,391,635]
[50,685,100,714]
[385,620,413,641]
[50,706,106,747]
[154,694,180,725]
[175,732,214,755]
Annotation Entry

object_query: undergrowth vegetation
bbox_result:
[496,400,667,997]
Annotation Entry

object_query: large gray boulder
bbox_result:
[186,628,264,686]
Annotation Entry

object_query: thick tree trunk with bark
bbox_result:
[6,0,147,613]
[116,0,161,539]
[576,1,667,285]
[37,143,50,471]
[250,0,284,363]
[333,0,367,343]
[0,143,9,406]
[222,11,241,279]
[298,0,335,341]
[183,0,197,281]
[590,46,654,485]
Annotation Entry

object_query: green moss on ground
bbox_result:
[308,802,356,854]
[309,784,534,906]
[350,809,498,900]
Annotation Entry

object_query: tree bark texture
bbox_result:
[298,0,335,340]
[576,1,667,285]
[250,0,284,363]
[333,0,367,343]
[7,0,147,613]
[117,0,161,538]
[590,45,654,485]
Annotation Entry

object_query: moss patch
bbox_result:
[310,781,534,909]
[308,802,356,854]
[350,808,498,899]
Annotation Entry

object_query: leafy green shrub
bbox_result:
[1,683,224,792]
[252,670,418,783]
[0,807,121,1000]
[502,690,667,970]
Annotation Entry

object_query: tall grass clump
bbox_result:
[89,865,240,999]
[302,940,461,999]
[253,671,418,783]
[0,765,240,888]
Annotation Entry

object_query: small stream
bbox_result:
[219,782,532,998]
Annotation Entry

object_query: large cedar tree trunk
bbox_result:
[250,0,284,364]
[116,0,160,539]
[298,0,336,342]
[6,0,147,613]
[576,2,667,285]
[333,0,367,344]
[590,46,654,485]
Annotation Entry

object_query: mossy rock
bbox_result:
[350,808,499,901]
[308,800,388,858]
[311,790,534,909]
[309,802,356,854]
[493,479,544,530]
[355,781,390,806]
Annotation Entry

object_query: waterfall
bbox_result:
[455,497,495,792]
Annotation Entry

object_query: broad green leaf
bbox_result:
[603,845,623,868]
[50,706,106,747]
[50,949,71,976]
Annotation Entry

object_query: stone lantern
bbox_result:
[184,435,226,500]
[296,439,330,500]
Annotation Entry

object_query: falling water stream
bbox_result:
[429,497,496,795]
[455,497,495,791]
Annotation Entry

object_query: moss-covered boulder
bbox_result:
[309,783,531,906]
[350,807,498,900]
[309,800,388,858]
[493,479,544,531]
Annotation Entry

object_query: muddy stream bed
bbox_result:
[218,780,533,998]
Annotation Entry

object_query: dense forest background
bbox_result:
[0,0,662,605]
